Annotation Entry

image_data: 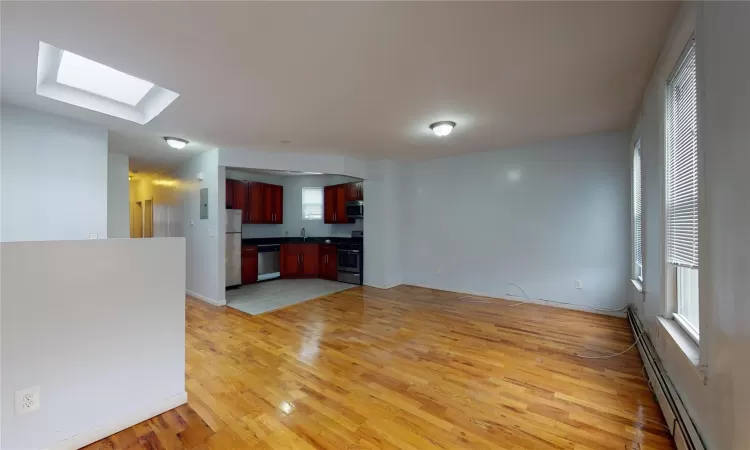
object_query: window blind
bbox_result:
[633,139,643,274]
[666,40,699,268]
[302,187,323,220]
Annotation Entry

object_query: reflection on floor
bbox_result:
[226,278,354,315]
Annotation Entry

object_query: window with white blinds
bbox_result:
[301,187,323,220]
[633,139,643,280]
[666,39,699,269]
[666,38,700,339]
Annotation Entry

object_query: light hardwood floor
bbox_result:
[83,285,674,449]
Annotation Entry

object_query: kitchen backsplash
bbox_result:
[241,219,362,239]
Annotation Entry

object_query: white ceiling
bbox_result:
[1,1,677,167]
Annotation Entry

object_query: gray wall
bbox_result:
[399,132,631,310]
[1,104,108,241]
[107,152,130,238]
[0,239,186,449]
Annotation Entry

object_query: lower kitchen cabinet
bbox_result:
[281,244,301,277]
[319,244,338,280]
[241,246,258,284]
[281,244,319,278]
[300,244,319,276]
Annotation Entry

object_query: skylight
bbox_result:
[56,50,154,106]
[37,42,179,124]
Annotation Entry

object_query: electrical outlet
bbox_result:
[436,267,441,274]
[574,279,583,289]
[15,386,40,416]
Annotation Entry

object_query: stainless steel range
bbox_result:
[337,231,363,284]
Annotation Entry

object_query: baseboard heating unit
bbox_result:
[627,306,706,450]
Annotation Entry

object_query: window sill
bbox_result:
[656,316,704,382]
[631,278,644,293]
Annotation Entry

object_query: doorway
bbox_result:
[144,199,153,238]
[132,201,143,238]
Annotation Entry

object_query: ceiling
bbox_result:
[1,1,677,167]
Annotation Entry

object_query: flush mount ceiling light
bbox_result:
[164,137,189,149]
[36,42,179,124]
[429,121,456,137]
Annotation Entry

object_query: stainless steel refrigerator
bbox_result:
[225,209,242,287]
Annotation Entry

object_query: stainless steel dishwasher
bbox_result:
[257,244,281,281]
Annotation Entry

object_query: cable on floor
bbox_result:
[575,331,644,359]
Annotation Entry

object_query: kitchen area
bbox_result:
[224,168,364,315]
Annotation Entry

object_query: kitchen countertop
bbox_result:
[242,237,362,246]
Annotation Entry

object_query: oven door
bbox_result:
[346,201,363,219]
[337,249,361,273]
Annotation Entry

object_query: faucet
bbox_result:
[301,227,306,242]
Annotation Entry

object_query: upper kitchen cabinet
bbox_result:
[247,182,265,223]
[240,181,284,224]
[226,179,250,222]
[324,184,350,224]
[344,181,363,201]
[263,184,283,224]
[226,179,235,208]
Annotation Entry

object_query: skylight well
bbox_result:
[56,51,154,106]
[36,42,179,124]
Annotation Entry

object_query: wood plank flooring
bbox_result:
[83,285,674,449]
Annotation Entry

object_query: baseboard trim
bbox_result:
[43,391,187,450]
[404,283,626,318]
[187,289,226,306]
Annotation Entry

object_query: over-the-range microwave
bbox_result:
[346,200,363,219]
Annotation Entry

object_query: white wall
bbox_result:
[107,153,130,238]
[0,104,108,241]
[177,150,224,305]
[631,3,750,449]
[0,238,186,450]
[399,132,631,311]
[363,161,403,289]
[225,169,362,239]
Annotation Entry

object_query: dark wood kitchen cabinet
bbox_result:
[263,184,283,224]
[225,179,235,208]
[319,244,338,280]
[300,244,319,276]
[344,181,363,201]
[247,182,265,223]
[241,246,258,285]
[244,181,283,224]
[324,184,351,224]
[281,244,319,277]
[281,244,301,277]
[226,179,251,222]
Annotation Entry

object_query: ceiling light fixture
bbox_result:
[429,121,456,137]
[164,137,189,149]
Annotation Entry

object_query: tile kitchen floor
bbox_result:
[226,278,354,315]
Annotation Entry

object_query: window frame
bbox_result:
[301,187,323,221]
[664,36,701,344]
[632,138,644,283]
